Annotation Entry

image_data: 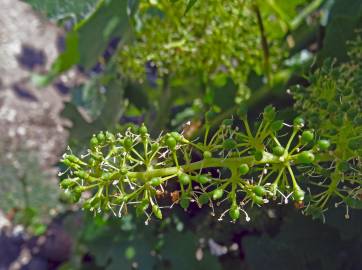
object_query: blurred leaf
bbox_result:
[76,0,129,69]
[318,0,362,62]
[26,0,98,21]
[242,211,362,270]
[0,151,59,222]
[207,78,237,111]
[162,230,221,270]
[185,0,198,14]
[124,82,150,111]
[62,78,124,148]
[37,0,129,85]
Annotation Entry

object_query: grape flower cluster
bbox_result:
[59,105,342,223]
[292,37,362,219]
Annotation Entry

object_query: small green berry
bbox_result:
[223,138,237,150]
[90,136,99,148]
[196,175,210,184]
[203,151,212,159]
[165,136,177,150]
[171,131,182,141]
[254,150,263,161]
[239,164,249,175]
[120,167,128,175]
[296,151,315,164]
[229,204,240,221]
[213,189,224,200]
[105,132,115,142]
[139,124,148,136]
[251,193,264,205]
[317,139,330,151]
[124,138,133,150]
[150,177,162,186]
[60,178,77,189]
[272,145,285,156]
[97,132,106,144]
[293,116,305,128]
[253,185,266,197]
[179,174,191,185]
[65,190,81,203]
[293,188,305,201]
[301,130,314,143]
[151,142,159,151]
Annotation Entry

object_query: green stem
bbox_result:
[128,153,279,180]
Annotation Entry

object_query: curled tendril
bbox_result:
[60,106,335,222]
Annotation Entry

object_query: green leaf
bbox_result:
[26,0,98,21]
[53,30,80,74]
[185,0,198,14]
[38,0,130,85]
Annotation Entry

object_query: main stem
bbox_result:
[128,152,279,180]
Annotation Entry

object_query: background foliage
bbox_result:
[1,0,361,269]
